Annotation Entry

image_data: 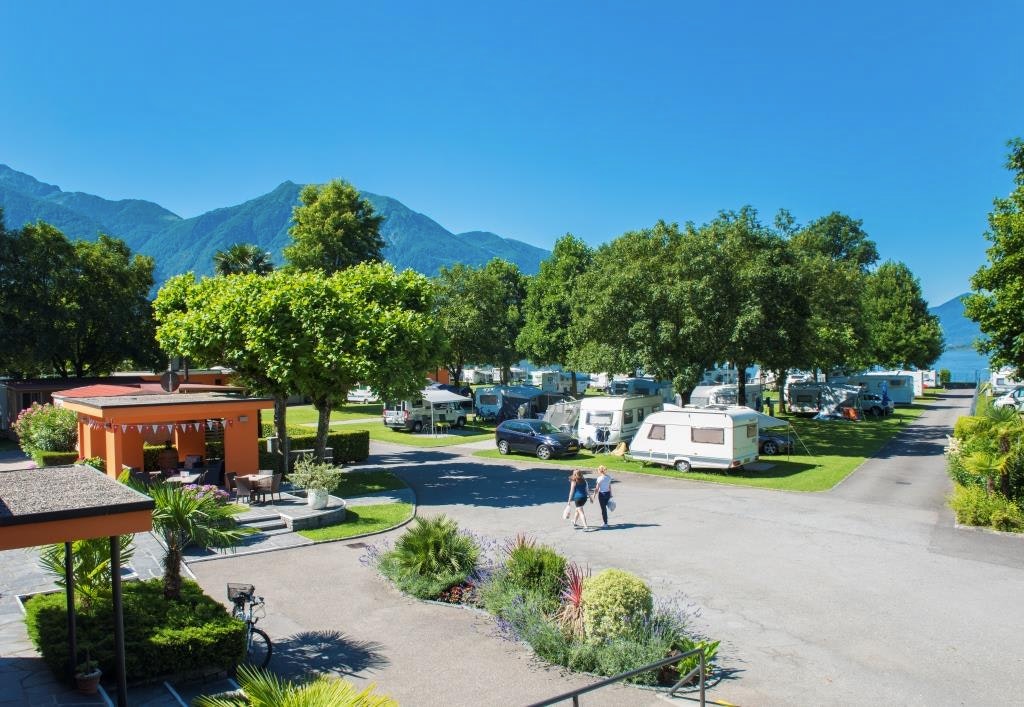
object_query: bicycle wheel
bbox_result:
[245,627,272,668]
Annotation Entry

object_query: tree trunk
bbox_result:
[570,371,578,397]
[274,394,289,474]
[736,361,748,406]
[775,368,787,413]
[314,397,331,463]
[163,542,182,600]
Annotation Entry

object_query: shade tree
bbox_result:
[283,179,384,274]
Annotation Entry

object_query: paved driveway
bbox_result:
[191,391,1024,705]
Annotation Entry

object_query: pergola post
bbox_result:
[64,541,77,680]
[110,535,127,707]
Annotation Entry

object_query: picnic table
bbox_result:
[164,471,202,485]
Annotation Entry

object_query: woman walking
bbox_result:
[594,465,613,526]
[567,468,590,528]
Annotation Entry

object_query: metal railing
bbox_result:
[525,647,707,707]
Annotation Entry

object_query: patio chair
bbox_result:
[225,471,237,493]
[202,459,226,487]
[234,476,255,504]
[267,473,283,504]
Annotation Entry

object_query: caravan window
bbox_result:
[623,410,634,425]
[796,394,814,404]
[647,424,666,440]
[746,423,756,438]
[889,379,904,387]
[587,411,614,426]
[692,427,725,445]
[637,408,645,421]
[479,394,498,405]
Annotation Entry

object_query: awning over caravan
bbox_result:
[421,388,472,405]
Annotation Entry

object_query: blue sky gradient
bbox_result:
[1,1,1021,304]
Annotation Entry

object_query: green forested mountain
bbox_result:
[929,293,981,350]
[0,164,549,283]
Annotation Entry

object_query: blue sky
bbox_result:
[1,1,1021,305]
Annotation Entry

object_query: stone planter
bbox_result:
[307,488,329,510]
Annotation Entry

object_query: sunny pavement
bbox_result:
[195,390,1024,705]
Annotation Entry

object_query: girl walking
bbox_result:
[567,468,590,528]
[594,465,613,526]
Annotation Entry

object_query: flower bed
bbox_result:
[364,523,718,686]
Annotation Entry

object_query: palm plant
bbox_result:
[389,515,478,577]
[145,480,255,599]
[194,664,396,706]
[213,243,274,276]
[38,536,135,607]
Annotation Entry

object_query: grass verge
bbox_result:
[297,502,414,541]
[368,423,493,447]
[474,404,926,492]
[286,403,383,425]
[335,469,407,496]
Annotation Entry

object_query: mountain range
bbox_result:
[928,293,981,350]
[0,164,549,285]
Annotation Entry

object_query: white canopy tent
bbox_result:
[420,388,473,434]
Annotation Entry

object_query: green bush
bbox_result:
[257,430,371,470]
[953,416,991,440]
[582,569,653,641]
[505,545,566,603]
[35,451,80,467]
[949,484,1024,532]
[14,403,77,458]
[378,515,479,599]
[24,579,244,681]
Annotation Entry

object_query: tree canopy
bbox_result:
[283,179,384,274]
[965,138,1024,374]
[862,261,944,369]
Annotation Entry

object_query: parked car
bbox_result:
[495,419,580,460]
[858,393,895,417]
[993,386,1024,411]
[346,387,379,403]
[758,432,794,456]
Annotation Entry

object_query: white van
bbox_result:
[626,406,760,472]
[577,395,663,448]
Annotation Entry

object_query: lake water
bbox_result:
[934,347,991,383]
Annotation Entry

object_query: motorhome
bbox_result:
[462,368,494,385]
[474,385,569,422]
[383,388,473,432]
[830,372,915,405]
[689,383,764,408]
[875,369,924,397]
[577,394,663,448]
[626,406,760,472]
[784,382,861,415]
[990,367,1021,395]
[606,377,674,403]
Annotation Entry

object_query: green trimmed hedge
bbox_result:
[258,430,370,469]
[24,579,244,682]
[35,451,80,467]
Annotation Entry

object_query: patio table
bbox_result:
[165,471,202,485]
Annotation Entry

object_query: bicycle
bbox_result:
[227,583,272,668]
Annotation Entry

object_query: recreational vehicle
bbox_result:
[830,373,915,406]
[626,406,760,472]
[876,369,925,397]
[606,377,675,403]
[383,388,473,432]
[784,382,862,415]
[689,383,764,408]
[462,368,494,385]
[577,394,663,448]
[531,370,589,395]
[990,367,1021,395]
[474,385,569,422]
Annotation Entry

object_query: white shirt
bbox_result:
[595,474,612,493]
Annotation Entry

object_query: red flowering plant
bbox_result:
[13,403,78,461]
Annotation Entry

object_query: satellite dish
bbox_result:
[160,370,180,393]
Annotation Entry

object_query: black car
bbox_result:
[758,432,794,456]
[495,419,580,460]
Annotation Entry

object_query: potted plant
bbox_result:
[289,456,344,509]
[74,651,102,694]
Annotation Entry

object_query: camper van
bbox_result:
[577,395,663,448]
[830,373,915,405]
[383,388,473,432]
[626,406,760,472]
[606,377,675,403]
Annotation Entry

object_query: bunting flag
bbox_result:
[121,425,128,433]
[151,425,159,434]
[194,422,202,432]
[135,425,144,433]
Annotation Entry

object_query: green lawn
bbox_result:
[474,404,927,492]
[334,469,407,496]
[286,403,383,426]
[367,423,494,447]
[297,502,414,541]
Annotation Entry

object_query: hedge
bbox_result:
[35,451,80,467]
[258,429,370,469]
[953,416,991,440]
[24,579,244,682]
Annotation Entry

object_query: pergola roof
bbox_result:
[0,465,154,551]
[55,391,272,411]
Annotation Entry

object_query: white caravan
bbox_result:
[830,373,915,405]
[577,394,663,448]
[532,370,588,395]
[626,406,760,472]
[690,383,763,408]
[990,367,1021,395]
[876,369,924,397]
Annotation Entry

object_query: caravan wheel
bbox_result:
[674,459,691,472]
[412,420,423,433]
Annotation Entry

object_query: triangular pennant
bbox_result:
[135,425,144,433]
[151,425,159,434]
[206,420,214,430]
[166,424,174,434]
[194,422,202,432]
[121,425,128,433]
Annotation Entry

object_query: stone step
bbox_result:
[235,510,281,524]
[243,518,287,532]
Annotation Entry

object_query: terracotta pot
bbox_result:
[75,669,102,694]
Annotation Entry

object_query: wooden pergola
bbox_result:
[0,464,154,706]
[55,391,275,478]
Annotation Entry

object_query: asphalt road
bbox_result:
[192,390,1024,705]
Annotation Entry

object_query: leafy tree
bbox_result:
[862,261,944,368]
[789,212,879,270]
[517,234,594,392]
[965,138,1024,374]
[283,179,384,274]
[213,243,274,276]
[434,263,489,385]
[0,220,158,376]
[475,259,528,383]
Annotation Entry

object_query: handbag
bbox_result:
[606,497,617,513]
[562,503,572,520]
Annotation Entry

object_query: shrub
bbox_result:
[289,457,345,492]
[24,579,244,682]
[505,545,566,604]
[14,403,77,458]
[949,484,1024,532]
[257,430,371,470]
[38,536,135,606]
[582,569,653,641]
[378,515,479,599]
[83,457,105,471]
[953,416,991,440]
[36,451,80,467]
